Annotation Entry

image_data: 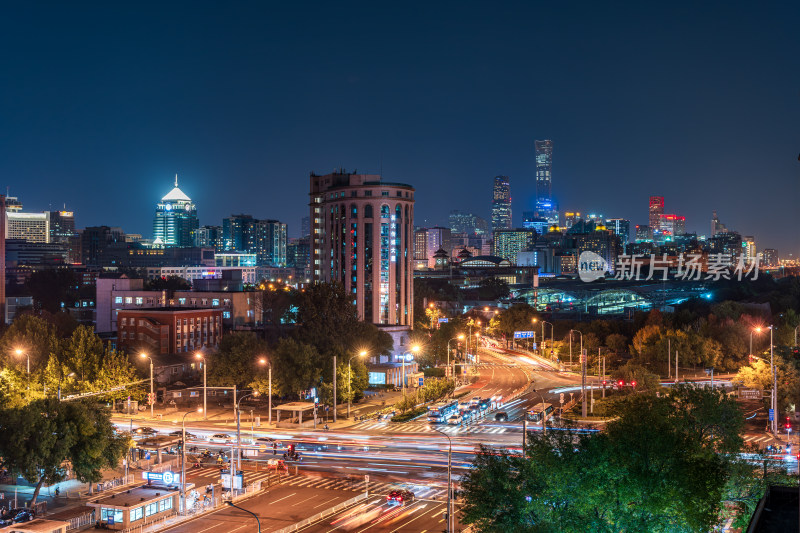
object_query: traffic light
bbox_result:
[147,393,156,405]
[617,380,625,387]
[631,380,637,388]
[785,417,791,430]
[602,380,607,386]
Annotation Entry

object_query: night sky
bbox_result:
[1,2,798,255]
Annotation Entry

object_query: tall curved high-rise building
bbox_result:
[310,170,414,327]
[491,175,512,232]
[153,175,198,247]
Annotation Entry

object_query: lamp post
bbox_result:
[258,358,271,426]
[531,389,547,435]
[794,325,799,347]
[402,345,420,397]
[447,335,465,384]
[140,353,154,418]
[225,501,261,532]
[750,326,762,357]
[569,330,582,367]
[181,407,202,514]
[540,321,554,357]
[348,351,368,419]
[14,348,29,374]
[195,353,207,420]
[432,427,453,533]
[750,330,778,436]
[236,392,257,472]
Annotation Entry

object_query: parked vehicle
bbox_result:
[0,508,35,526]
[494,411,508,422]
[135,427,157,436]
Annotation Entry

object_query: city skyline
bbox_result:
[1,2,797,255]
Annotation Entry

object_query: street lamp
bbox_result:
[402,345,420,397]
[750,327,778,436]
[14,348,29,374]
[225,501,261,533]
[540,321,554,356]
[181,407,203,514]
[432,427,453,533]
[794,324,799,347]
[195,352,207,420]
[258,358,271,426]
[569,329,583,367]
[139,353,154,418]
[750,326,763,357]
[447,335,465,381]
[236,392,258,472]
[348,350,368,419]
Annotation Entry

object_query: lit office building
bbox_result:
[310,170,414,327]
[635,224,653,243]
[49,210,76,244]
[762,248,778,267]
[153,176,198,247]
[649,196,664,228]
[195,225,224,251]
[6,212,49,243]
[492,228,536,264]
[449,210,489,236]
[534,140,553,212]
[743,236,756,262]
[522,211,549,235]
[606,218,631,247]
[564,212,581,229]
[491,175,512,232]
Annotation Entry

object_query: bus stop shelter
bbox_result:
[274,402,316,428]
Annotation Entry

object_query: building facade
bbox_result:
[491,175,512,232]
[310,171,414,327]
[6,212,50,243]
[117,307,223,355]
[195,225,224,251]
[153,176,198,247]
[49,210,76,244]
[649,196,664,229]
[534,140,557,222]
[492,228,536,264]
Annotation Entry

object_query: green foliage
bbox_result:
[461,385,759,532]
[25,269,79,313]
[253,338,320,397]
[610,362,661,392]
[145,275,191,291]
[489,303,536,343]
[417,377,455,403]
[208,332,268,390]
[734,354,800,413]
[0,399,127,505]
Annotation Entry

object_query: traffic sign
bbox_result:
[514,331,535,339]
[438,318,449,323]
[769,409,774,421]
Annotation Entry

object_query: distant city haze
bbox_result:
[0,2,797,255]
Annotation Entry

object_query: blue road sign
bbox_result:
[769,409,774,421]
[514,331,534,339]
[438,318,449,323]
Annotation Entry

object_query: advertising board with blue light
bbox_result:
[141,471,180,484]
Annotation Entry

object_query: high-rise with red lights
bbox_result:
[648,196,664,228]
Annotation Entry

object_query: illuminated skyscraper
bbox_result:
[535,140,553,204]
[153,175,198,247]
[649,196,664,229]
[310,170,414,327]
[491,175,512,232]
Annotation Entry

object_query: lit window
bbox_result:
[114,297,123,304]
[125,297,133,304]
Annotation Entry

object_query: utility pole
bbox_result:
[602,356,606,398]
[581,349,587,418]
[667,337,671,379]
[675,350,678,382]
[268,365,272,426]
[333,355,337,423]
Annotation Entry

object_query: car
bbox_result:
[387,489,415,506]
[208,433,232,443]
[469,397,482,407]
[266,459,288,471]
[490,395,504,407]
[255,436,275,444]
[458,402,470,411]
[378,411,396,421]
[169,430,197,440]
[494,411,508,422]
[447,414,462,425]
[135,426,157,436]
[0,508,35,526]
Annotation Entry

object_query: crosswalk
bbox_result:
[743,434,776,445]
[186,468,450,500]
[349,420,510,435]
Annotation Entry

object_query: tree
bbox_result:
[0,314,60,375]
[0,399,127,505]
[253,338,321,397]
[735,354,800,413]
[208,332,268,390]
[461,385,756,532]
[476,277,510,300]
[490,304,536,345]
[145,276,191,291]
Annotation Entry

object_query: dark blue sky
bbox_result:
[1,2,798,255]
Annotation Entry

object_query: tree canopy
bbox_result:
[460,385,758,532]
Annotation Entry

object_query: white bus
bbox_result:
[427,400,459,424]
[526,402,555,423]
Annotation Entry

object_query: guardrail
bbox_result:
[271,493,368,533]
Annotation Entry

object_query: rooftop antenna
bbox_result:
[175,174,179,188]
